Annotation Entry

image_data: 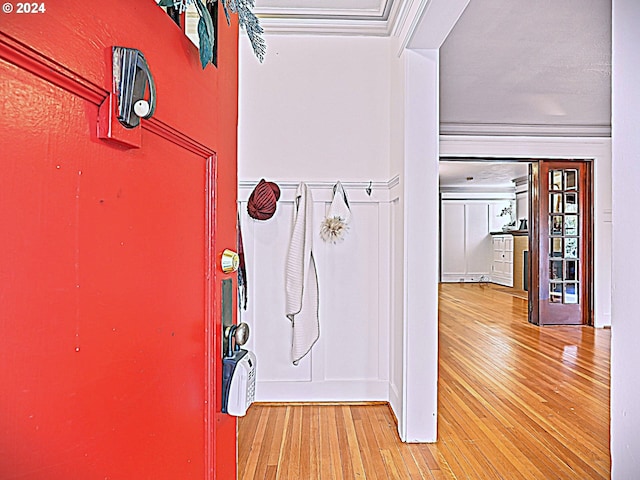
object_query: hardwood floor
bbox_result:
[238,283,611,479]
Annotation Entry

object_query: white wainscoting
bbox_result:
[239,179,397,402]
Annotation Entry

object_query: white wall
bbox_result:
[400,48,440,442]
[238,34,396,401]
[515,177,529,224]
[239,34,391,182]
[515,191,528,224]
[611,0,640,476]
[388,39,405,423]
[440,136,612,328]
[440,197,513,283]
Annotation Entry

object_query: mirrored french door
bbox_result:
[529,160,592,325]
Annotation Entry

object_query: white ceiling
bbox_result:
[439,161,528,188]
[437,0,611,136]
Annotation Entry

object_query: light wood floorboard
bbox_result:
[238,283,611,479]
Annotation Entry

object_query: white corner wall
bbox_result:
[237,32,442,443]
[611,0,640,476]
[238,34,396,402]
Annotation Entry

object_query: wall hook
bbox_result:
[365,181,372,196]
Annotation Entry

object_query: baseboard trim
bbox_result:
[255,379,388,402]
[252,401,390,407]
[387,402,399,427]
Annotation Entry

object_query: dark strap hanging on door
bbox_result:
[237,213,247,310]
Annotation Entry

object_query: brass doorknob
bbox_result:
[221,249,240,273]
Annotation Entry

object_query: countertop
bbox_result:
[490,230,529,236]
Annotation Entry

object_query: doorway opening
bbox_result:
[439,157,594,327]
[439,158,531,301]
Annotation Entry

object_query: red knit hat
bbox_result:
[247,179,281,220]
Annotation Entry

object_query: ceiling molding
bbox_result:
[392,0,429,52]
[402,0,470,51]
[255,4,388,18]
[440,188,515,197]
[256,0,401,36]
[253,0,468,50]
[440,123,612,138]
[514,176,529,187]
[258,17,392,36]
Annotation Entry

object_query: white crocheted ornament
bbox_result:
[320,182,351,244]
[320,216,349,243]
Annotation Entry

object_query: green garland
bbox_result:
[159,0,265,67]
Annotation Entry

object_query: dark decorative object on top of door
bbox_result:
[159,0,265,66]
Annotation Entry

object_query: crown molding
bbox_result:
[440,122,612,138]
[253,0,465,48]
[256,0,402,36]
[440,185,515,195]
[395,0,470,54]
[514,175,528,186]
[390,0,426,40]
[440,190,515,200]
[258,17,391,36]
[255,4,387,19]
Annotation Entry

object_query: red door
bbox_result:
[0,2,238,478]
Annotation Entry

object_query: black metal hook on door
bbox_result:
[113,46,156,129]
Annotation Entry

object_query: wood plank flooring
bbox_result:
[238,283,611,479]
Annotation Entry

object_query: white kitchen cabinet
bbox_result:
[491,234,514,286]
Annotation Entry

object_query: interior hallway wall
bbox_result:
[238,34,396,401]
[611,0,640,475]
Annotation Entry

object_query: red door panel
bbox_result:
[1,1,238,478]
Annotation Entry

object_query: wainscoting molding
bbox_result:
[238,178,399,402]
